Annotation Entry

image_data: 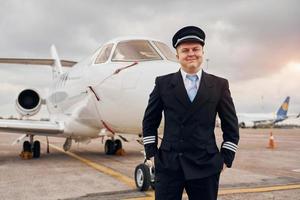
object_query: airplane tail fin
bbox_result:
[276,96,290,120]
[50,45,63,79]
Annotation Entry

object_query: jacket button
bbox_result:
[179,153,183,156]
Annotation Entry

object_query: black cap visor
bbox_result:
[175,37,205,48]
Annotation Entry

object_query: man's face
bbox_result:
[176,42,204,74]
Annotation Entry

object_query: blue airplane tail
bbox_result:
[276,96,290,121]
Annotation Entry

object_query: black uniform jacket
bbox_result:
[142,70,239,180]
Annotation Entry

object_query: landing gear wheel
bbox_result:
[33,141,41,158]
[150,167,155,190]
[115,139,122,151]
[134,163,151,191]
[104,140,116,155]
[23,141,31,152]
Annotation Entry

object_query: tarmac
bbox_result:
[0,128,300,200]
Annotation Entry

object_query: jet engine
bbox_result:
[239,121,254,128]
[15,89,43,117]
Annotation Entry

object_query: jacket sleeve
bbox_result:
[217,79,239,168]
[142,77,163,159]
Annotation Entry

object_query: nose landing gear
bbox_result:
[134,160,155,191]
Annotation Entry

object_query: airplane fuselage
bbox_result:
[46,38,179,139]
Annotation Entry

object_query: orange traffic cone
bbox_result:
[267,132,276,149]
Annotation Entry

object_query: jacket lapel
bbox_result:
[170,70,191,109]
[182,71,214,123]
[170,70,214,121]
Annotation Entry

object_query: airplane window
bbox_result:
[153,41,178,62]
[95,43,113,64]
[112,40,162,62]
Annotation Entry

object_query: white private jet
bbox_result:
[0,37,179,158]
[238,96,299,128]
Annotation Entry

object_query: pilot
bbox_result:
[142,26,239,200]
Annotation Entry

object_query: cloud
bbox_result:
[0,0,299,115]
[232,62,300,113]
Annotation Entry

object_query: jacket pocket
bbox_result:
[206,144,219,154]
[160,140,172,151]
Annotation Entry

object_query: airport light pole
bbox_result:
[206,58,210,70]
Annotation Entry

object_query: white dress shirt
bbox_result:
[180,68,202,92]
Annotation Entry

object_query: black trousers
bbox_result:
[155,169,220,200]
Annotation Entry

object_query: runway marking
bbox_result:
[125,192,154,200]
[218,184,300,195]
[47,143,300,199]
[126,184,300,199]
[48,143,136,188]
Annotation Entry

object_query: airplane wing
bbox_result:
[252,119,274,123]
[0,58,76,67]
[0,119,64,136]
[287,113,300,119]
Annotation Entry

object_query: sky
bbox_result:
[0,0,299,118]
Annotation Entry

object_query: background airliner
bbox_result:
[238,96,299,128]
[0,37,178,158]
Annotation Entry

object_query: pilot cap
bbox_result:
[172,26,206,48]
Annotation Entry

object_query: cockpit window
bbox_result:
[112,40,162,62]
[153,41,178,62]
[95,43,113,64]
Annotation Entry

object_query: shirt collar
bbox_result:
[180,68,202,81]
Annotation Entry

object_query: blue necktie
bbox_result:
[186,75,198,102]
